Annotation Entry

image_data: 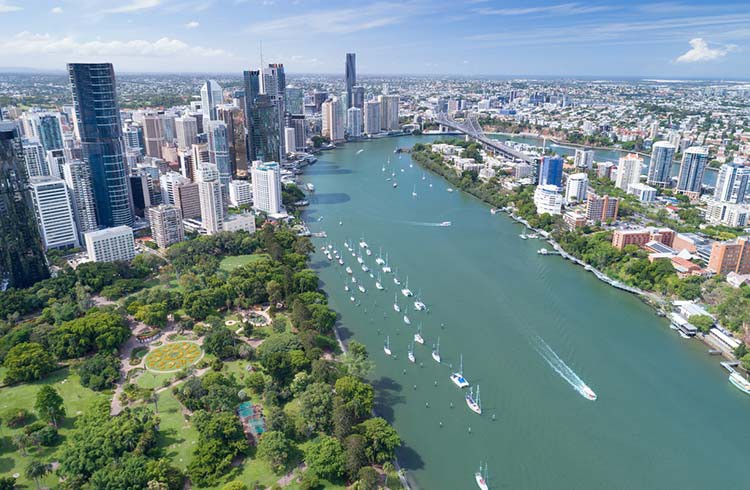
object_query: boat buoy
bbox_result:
[450,402,454,408]
[434,380,437,386]
[413,385,417,390]
[468,427,472,433]
[439,422,443,427]
[425,402,429,407]
[492,414,496,421]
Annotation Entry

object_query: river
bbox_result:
[301,135,748,490]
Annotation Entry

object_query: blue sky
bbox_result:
[0,0,749,77]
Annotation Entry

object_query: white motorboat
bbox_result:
[382,254,392,273]
[475,463,489,490]
[375,273,384,290]
[408,343,415,363]
[338,258,344,265]
[357,255,364,264]
[375,248,385,265]
[361,264,369,272]
[346,266,353,274]
[366,248,372,256]
[403,307,411,325]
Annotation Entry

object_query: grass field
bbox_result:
[0,368,106,488]
[219,254,270,272]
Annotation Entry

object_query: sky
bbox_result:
[0,0,749,77]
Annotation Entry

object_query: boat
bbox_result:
[393,270,401,285]
[357,255,364,264]
[730,371,750,395]
[356,148,365,155]
[414,299,426,311]
[366,248,372,256]
[422,173,426,181]
[393,292,400,312]
[432,337,441,363]
[338,258,344,265]
[393,182,398,188]
[351,276,357,283]
[361,264,369,272]
[408,342,415,363]
[384,336,392,356]
[375,273,384,290]
[344,281,350,292]
[490,208,497,215]
[538,248,549,255]
[326,254,333,261]
[351,251,356,257]
[475,463,489,490]
[466,385,482,415]
[382,165,386,172]
[439,221,451,227]
[414,324,425,344]
[412,185,417,197]
[450,354,470,388]
[401,277,413,297]
[369,272,374,279]
[358,284,366,293]
[447,187,454,192]
[306,183,315,192]
[580,384,597,401]
[375,248,385,265]
[359,237,368,249]
[350,296,355,302]
[327,244,333,250]
[403,306,411,325]
[519,234,528,240]
[346,267,353,274]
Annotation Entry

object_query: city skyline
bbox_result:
[0,1,749,77]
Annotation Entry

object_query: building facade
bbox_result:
[84,226,135,262]
[647,141,676,188]
[29,176,79,249]
[148,204,184,248]
[676,146,709,196]
[251,160,283,215]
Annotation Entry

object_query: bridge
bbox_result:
[434,112,538,164]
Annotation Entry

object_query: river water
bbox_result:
[301,135,748,490]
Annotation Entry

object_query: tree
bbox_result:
[50,310,130,359]
[187,410,248,486]
[299,382,333,432]
[305,436,346,481]
[146,458,184,490]
[355,417,401,464]
[689,315,714,333]
[342,342,374,379]
[256,430,295,474]
[344,434,368,481]
[334,376,374,422]
[0,477,15,490]
[204,327,237,359]
[35,385,65,428]
[3,342,57,384]
[78,352,121,391]
[357,466,380,490]
[222,482,248,490]
[25,460,52,490]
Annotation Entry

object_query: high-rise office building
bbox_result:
[46,149,66,179]
[36,113,64,152]
[647,141,675,188]
[313,91,328,113]
[574,149,594,169]
[347,107,362,137]
[68,63,132,227]
[175,116,198,150]
[322,97,345,142]
[129,173,152,218]
[714,162,750,204]
[285,85,304,115]
[0,122,49,288]
[287,114,307,151]
[615,154,643,191]
[345,53,356,109]
[538,156,564,187]
[216,105,245,177]
[565,173,588,202]
[251,160,283,216]
[378,94,400,131]
[142,114,164,158]
[261,64,287,159]
[148,204,184,248]
[676,146,709,196]
[364,100,381,135]
[23,140,49,177]
[84,226,135,263]
[62,159,98,237]
[175,181,201,220]
[29,176,79,249]
[160,171,189,205]
[207,120,232,186]
[244,70,281,162]
[200,80,223,121]
[284,127,296,156]
[351,86,365,111]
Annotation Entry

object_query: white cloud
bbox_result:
[103,0,161,14]
[475,2,613,16]
[50,7,63,14]
[0,1,22,12]
[185,20,199,28]
[0,32,231,59]
[675,38,736,63]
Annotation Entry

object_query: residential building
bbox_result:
[229,180,252,207]
[351,86,365,111]
[0,121,49,288]
[23,140,48,177]
[565,173,588,202]
[142,114,164,158]
[538,156,563,187]
[347,107,362,137]
[612,227,675,250]
[322,97,345,142]
[574,149,594,169]
[647,141,675,188]
[533,184,563,215]
[708,237,750,275]
[627,183,657,203]
[287,115,306,151]
[615,154,643,191]
[597,161,615,179]
[364,100,382,136]
[68,63,132,227]
[378,94,400,131]
[160,171,189,205]
[714,162,750,204]
[585,193,619,222]
[284,128,296,156]
[563,211,587,230]
[251,160,283,216]
[29,176,78,249]
[706,201,750,227]
[129,173,152,218]
[676,146,709,197]
[174,181,201,220]
[148,204,184,248]
[84,226,135,262]
[62,159,98,237]
[198,174,224,235]
[223,213,257,233]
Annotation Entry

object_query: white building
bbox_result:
[23,140,48,177]
[200,80,223,121]
[223,213,257,233]
[533,184,563,215]
[284,127,296,156]
[62,160,98,237]
[627,183,657,203]
[322,97,345,142]
[565,173,588,202]
[574,149,594,169]
[84,226,135,263]
[228,180,252,207]
[347,107,362,137]
[714,162,750,204]
[199,179,224,235]
[615,154,643,191]
[29,176,79,249]
[706,201,750,227]
[251,160,283,216]
[148,204,184,248]
[175,116,198,150]
[364,100,381,135]
[160,171,189,205]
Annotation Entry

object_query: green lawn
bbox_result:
[219,254,270,272]
[153,391,199,471]
[0,368,106,488]
[135,370,176,390]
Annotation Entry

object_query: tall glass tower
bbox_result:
[345,53,356,109]
[243,70,280,163]
[68,63,132,227]
[646,141,675,188]
[0,122,49,288]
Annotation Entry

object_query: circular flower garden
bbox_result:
[144,342,203,372]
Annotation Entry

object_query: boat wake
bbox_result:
[533,336,597,401]
[398,220,453,228]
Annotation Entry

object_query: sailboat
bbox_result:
[421,172,426,181]
[408,342,415,363]
[432,337,441,363]
[338,257,344,265]
[403,306,411,325]
[393,292,400,312]
[412,185,417,197]
[345,266,353,275]
[359,236,368,249]
[413,291,426,311]
[393,269,401,285]
[466,385,482,415]
[357,255,364,264]
[375,273,384,290]
[384,336,392,356]
[450,354,470,388]
[361,263,369,273]
[376,247,385,265]
[401,277,413,297]
[393,181,398,188]
[414,324,425,344]
[366,248,372,256]
[344,280,350,292]
[475,462,489,490]
[382,253,392,273]
[358,284,366,293]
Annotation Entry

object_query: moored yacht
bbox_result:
[408,342,415,363]
[403,306,411,325]
[384,336,392,356]
[401,277,413,297]
[375,273,384,290]
[466,385,482,415]
[450,354,470,388]
[357,255,364,264]
[358,284,366,293]
[432,337,441,363]
[393,292,400,312]
[730,371,750,395]
[382,253,392,273]
[475,463,489,490]
[375,248,385,265]
[414,324,425,344]
[361,264,369,272]
[414,292,426,311]
[346,266,353,274]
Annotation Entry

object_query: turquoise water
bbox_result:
[301,136,748,490]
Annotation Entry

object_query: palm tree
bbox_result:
[25,460,52,490]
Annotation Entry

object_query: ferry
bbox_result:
[580,384,597,401]
[729,371,750,395]
[450,354,470,388]
[401,277,413,297]
[466,385,482,415]
[432,337,441,363]
[414,325,425,344]
[358,285,366,293]
[393,292,401,312]
[384,336,392,356]
[475,463,489,490]
[306,183,315,192]
[439,221,452,227]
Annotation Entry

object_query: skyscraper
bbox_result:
[615,154,643,191]
[287,114,307,152]
[647,141,675,188]
[261,64,287,159]
[142,114,164,158]
[23,140,48,177]
[244,70,281,163]
[714,162,750,204]
[565,173,588,202]
[676,146,709,196]
[538,156,564,187]
[68,63,132,227]
[175,116,198,150]
[322,97,345,142]
[207,120,232,186]
[251,160,283,216]
[364,100,381,135]
[148,204,184,248]
[285,85,304,115]
[574,149,594,169]
[0,121,49,288]
[36,113,64,152]
[378,94,399,131]
[200,80,223,121]
[352,86,365,112]
[345,53,356,109]
[29,176,79,249]
[347,107,362,137]
[63,159,98,237]
[198,170,224,234]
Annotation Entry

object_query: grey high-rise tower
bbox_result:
[0,122,49,288]
[345,53,356,109]
[68,63,133,227]
[244,69,280,163]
